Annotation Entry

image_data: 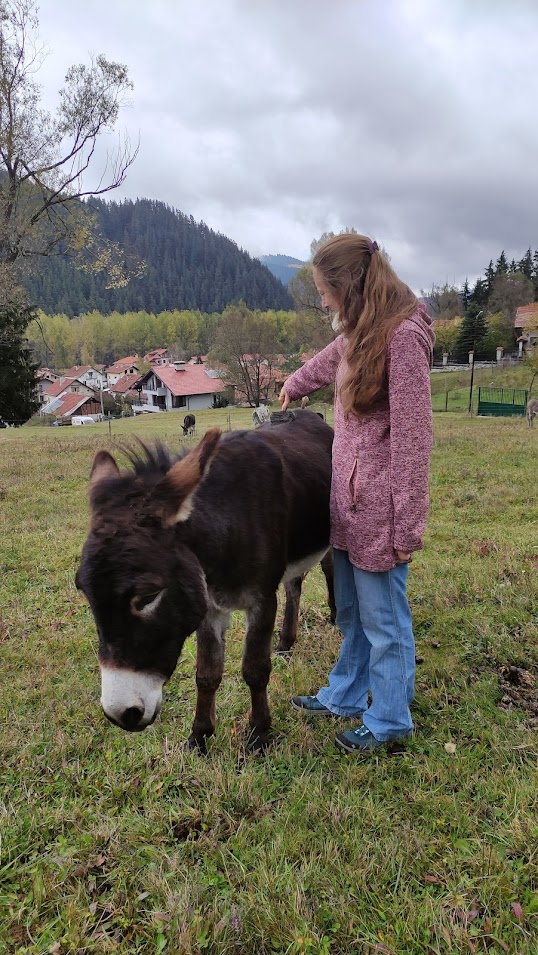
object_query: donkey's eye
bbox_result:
[131,590,165,618]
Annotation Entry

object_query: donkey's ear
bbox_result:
[157,427,221,526]
[90,450,120,489]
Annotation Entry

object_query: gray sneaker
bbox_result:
[336,723,411,754]
[291,695,333,715]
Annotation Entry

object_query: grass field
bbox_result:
[1,405,538,954]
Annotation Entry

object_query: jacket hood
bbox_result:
[406,302,436,356]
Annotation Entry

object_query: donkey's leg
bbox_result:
[276,575,303,653]
[320,549,337,625]
[188,608,230,753]
[243,592,278,750]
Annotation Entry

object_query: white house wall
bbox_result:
[184,394,217,411]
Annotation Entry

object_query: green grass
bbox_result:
[1,407,538,954]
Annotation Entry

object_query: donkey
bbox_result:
[182,413,196,436]
[75,410,334,752]
[527,398,538,427]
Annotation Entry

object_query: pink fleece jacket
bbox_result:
[284,305,435,571]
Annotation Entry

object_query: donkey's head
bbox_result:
[76,429,221,732]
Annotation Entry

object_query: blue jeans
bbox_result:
[316,548,415,740]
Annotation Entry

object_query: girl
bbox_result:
[279,233,434,754]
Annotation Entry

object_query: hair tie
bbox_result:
[367,239,379,254]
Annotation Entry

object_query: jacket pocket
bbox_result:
[348,458,358,512]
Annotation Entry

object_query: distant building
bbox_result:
[41,377,99,408]
[135,361,225,412]
[62,365,107,390]
[109,373,145,399]
[106,357,140,387]
[40,392,102,420]
[144,348,170,366]
[36,369,60,404]
[514,304,538,353]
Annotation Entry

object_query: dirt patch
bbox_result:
[498,665,538,727]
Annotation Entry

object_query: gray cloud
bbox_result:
[36,0,538,291]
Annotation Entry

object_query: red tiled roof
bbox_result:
[44,377,99,399]
[110,373,144,394]
[150,364,225,397]
[54,393,97,416]
[62,364,103,378]
[514,304,538,328]
[43,377,79,398]
[107,360,139,375]
[116,355,139,365]
[144,348,168,361]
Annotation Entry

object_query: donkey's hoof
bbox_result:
[274,645,293,657]
[184,735,208,756]
[246,729,272,754]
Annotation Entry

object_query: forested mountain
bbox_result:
[259,254,305,285]
[22,198,292,316]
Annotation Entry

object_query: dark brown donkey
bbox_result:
[76,410,334,751]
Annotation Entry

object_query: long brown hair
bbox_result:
[312,234,418,415]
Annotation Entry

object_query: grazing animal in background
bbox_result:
[527,398,538,426]
[300,396,310,409]
[182,413,196,436]
[76,410,334,752]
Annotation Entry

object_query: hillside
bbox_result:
[22,199,293,316]
[259,254,306,285]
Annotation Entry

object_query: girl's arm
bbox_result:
[282,336,344,402]
[388,326,433,555]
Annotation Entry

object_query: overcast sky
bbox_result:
[36,0,538,292]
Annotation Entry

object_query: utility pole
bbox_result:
[468,310,483,415]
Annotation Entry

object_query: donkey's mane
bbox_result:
[122,440,188,479]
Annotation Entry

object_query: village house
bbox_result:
[514,304,538,355]
[144,348,170,366]
[109,373,145,401]
[135,360,225,413]
[41,376,100,408]
[40,390,103,421]
[106,357,140,387]
[62,364,107,390]
[36,369,60,405]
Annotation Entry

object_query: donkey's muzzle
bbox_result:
[100,666,164,732]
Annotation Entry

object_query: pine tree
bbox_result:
[454,304,488,358]
[0,304,39,423]
[470,278,488,308]
[495,251,508,274]
[519,248,533,278]
[461,278,471,312]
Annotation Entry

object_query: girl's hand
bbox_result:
[395,550,412,564]
[279,388,290,411]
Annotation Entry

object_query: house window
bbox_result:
[172,395,187,408]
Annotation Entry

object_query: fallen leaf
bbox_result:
[511,901,524,922]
